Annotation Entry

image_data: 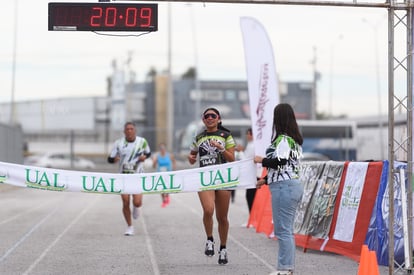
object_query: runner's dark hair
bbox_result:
[124,121,136,128]
[203,107,231,133]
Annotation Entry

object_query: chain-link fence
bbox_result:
[0,123,24,164]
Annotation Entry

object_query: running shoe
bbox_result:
[132,206,139,219]
[218,248,228,265]
[124,226,134,236]
[204,240,215,256]
[161,195,170,208]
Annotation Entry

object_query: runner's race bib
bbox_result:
[122,163,137,174]
[200,154,218,167]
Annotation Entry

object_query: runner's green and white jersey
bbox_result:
[109,136,151,173]
[190,129,236,167]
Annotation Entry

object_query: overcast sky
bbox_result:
[0,0,395,118]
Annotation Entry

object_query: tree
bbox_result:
[181,67,197,79]
[146,67,157,80]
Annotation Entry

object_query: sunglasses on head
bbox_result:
[203,113,218,119]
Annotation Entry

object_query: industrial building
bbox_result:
[0,75,313,159]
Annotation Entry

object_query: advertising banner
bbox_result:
[240,17,279,156]
[0,159,257,195]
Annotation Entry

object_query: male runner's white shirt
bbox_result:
[109,136,151,173]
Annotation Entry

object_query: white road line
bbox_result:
[140,212,160,275]
[22,196,100,275]
[0,198,60,226]
[0,207,59,263]
[228,235,275,271]
[174,195,275,272]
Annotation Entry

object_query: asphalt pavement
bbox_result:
[0,163,391,275]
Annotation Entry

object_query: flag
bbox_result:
[240,17,279,156]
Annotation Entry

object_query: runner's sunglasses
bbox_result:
[203,113,218,119]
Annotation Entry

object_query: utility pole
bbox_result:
[167,3,174,152]
[10,0,18,125]
[310,46,318,120]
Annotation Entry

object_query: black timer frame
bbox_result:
[48,2,158,32]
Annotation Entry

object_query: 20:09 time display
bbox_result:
[48,2,158,32]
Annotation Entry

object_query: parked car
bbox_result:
[301,152,330,162]
[24,153,96,170]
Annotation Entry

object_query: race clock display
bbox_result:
[48,2,158,32]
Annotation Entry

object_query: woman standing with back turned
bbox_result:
[254,103,304,275]
[188,107,236,265]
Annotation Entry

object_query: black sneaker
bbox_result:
[204,240,215,256]
[218,248,228,265]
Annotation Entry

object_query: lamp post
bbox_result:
[310,46,319,120]
[188,5,201,121]
[10,0,18,125]
[167,3,174,152]
[362,17,385,160]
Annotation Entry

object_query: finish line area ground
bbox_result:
[0,184,389,274]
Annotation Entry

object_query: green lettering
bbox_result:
[226,167,238,182]
[154,176,167,190]
[38,173,51,186]
[168,174,181,190]
[212,170,224,185]
[109,178,121,193]
[82,176,94,191]
[199,171,211,187]
[141,176,153,191]
[94,177,108,192]
[82,176,121,193]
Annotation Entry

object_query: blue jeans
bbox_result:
[269,179,303,271]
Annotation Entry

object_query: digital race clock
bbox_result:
[48,2,158,32]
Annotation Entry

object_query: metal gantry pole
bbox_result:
[406,5,413,273]
[388,5,413,274]
[388,7,395,274]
